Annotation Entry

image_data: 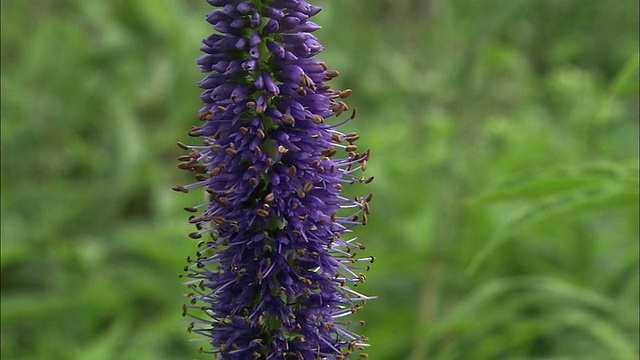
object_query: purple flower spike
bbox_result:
[175,1,374,359]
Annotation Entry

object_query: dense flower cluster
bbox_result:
[175,1,373,358]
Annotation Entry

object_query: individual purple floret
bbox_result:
[174,1,373,358]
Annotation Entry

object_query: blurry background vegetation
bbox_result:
[1,0,638,359]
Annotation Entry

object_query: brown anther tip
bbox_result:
[346,134,360,143]
[184,206,198,213]
[214,197,229,205]
[365,192,374,202]
[311,114,324,124]
[303,181,313,193]
[345,145,358,152]
[198,110,214,121]
[350,108,358,120]
[177,141,190,150]
[296,189,306,199]
[225,148,238,156]
[256,128,266,139]
[246,101,256,109]
[364,176,374,184]
[189,232,202,239]
[277,145,289,153]
[361,160,368,171]
[339,89,352,98]
[264,192,275,202]
[172,185,189,193]
[193,164,208,174]
[281,114,295,126]
[325,70,340,79]
[256,209,269,217]
[322,146,337,157]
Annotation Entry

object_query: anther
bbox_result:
[214,197,229,205]
[177,142,190,150]
[189,232,202,239]
[311,114,324,124]
[257,128,266,139]
[172,185,189,193]
[256,209,269,217]
[193,164,208,173]
[281,114,295,126]
[264,193,275,202]
[322,147,337,157]
[365,192,374,202]
[303,181,313,193]
[199,110,214,121]
[296,189,306,199]
[325,70,340,80]
[346,133,360,143]
[339,89,352,98]
[184,206,198,213]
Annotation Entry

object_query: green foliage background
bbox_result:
[1,1,638,359]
